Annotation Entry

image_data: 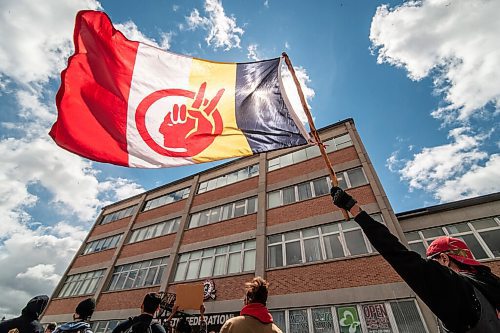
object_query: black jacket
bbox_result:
[0,295,49,333]
[112,314,165,333]
[354,211,500,332]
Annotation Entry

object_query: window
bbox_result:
[289,309,309,333]
[101,206,136,225]
[198,164,259,193]
[58,270,105,298]
[188,197,258,228]
[83,234,122,255]
[267,216,379,268]
[128,217,181,243]
[143,188,190,211]
[404,215,500,260]
[271,300,426,333]
[92,321,121,333]
[107,257,168,291]
[174,240,256,281]
[268,134,353,171]
[390,300,427,333]
[267,169,367,209]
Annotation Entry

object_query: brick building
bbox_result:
[42,118,500,333]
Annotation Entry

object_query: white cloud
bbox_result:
[393,127,500,202]
[0,225,85,317]
[0,0,102,86]
[281,64,315,124]
[114,21,161,47]
[185,0,244,51]
[247,44,261,61]
[173,4,180,12]
[0,0,149,317]
[370,0,500,122]
[264,0,269,8]
[160,31,173,50]
[285,41,290,50]
[436,154,500,201]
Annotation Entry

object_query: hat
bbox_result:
[75,298,96,320]
[426,236,483,267]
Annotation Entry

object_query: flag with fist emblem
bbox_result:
[50,10,310,167]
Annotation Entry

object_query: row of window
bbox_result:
[189,197,258,229]
[142,187,190,212]
[101,206,136,225]
[90,300,425,333]
[197,164,259,194]
[268,168,367,209]
[58,270,105,298]
[174,240,256,281]
[270,299,427,333]
[108,257,168,291]
[268,134,353,172]
[83,234,122,255]
[268,215,382,268]
[128,217,181,244]
[405,215,500,260]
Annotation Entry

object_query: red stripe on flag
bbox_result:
[50,11,139,166]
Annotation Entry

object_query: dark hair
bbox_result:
[176,317,192,333]
[46,323,57,331]
[143,293,162,314]
[75,298,95,320]
[244,276,269,305]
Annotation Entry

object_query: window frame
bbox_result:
[128,217,181,244]
[404,215,500,260]
[188,197,258,229]
[173,240,256,282]
[197,164,260,194]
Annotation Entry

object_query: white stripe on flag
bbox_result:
[127,43,195,167]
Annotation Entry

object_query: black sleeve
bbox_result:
[354,211,478,331]
[112,319,133,333]
[151,323,166,333]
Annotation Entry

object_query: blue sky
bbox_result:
[0,0,499,317]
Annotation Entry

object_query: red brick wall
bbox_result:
[119,234,176,258]
[91,218,130,237]
[97,286,160,311]
[267,185,375,227]
[135,201,186,223]
[168,273,254,301]
[45,296,90,315]
[268,255,401,295]
[181,215,257,245]
[268,147,358,185]
[72,249,115,269]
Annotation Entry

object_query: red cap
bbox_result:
[426,236,483,267]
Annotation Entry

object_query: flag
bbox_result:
[50,10,310,168]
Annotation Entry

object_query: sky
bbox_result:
[0,0,499,318]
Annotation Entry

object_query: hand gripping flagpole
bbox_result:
[282,52,350,221]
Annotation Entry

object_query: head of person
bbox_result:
[21,295,49,320]
[426,236,484,271]
[45,322,57,333]
[175,317,191,333]
[243,277,269,306]
[74,298,96,321]
[141,293,162,315]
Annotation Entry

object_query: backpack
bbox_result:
[123,318,153,333]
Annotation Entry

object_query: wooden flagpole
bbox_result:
[282,52,350,221]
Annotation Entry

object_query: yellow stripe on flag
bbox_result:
[189,59,252,163]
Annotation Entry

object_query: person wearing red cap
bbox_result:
[330,187,500,333]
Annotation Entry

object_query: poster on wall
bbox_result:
[337,306,362,333]
[361,303,393,333]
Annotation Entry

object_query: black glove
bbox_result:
[330,187,357,211]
